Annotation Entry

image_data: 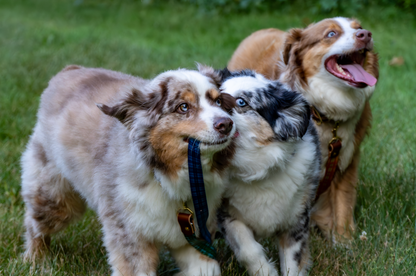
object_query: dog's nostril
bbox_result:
[356,30,371,43]
[214,117,233,135]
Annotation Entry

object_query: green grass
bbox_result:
[1,0,415,275]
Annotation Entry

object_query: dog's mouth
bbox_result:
[325,49,377,88]
[183,137,228,146]
[182,131,239,146]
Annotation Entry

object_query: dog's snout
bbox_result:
[356,29,372,44]
[214,117,233,135]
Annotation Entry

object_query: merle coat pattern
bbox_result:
[21,65,237,276]
[215,68,321,276]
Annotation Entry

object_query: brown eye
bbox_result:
[216,98,222,106]
[177,103,189,113]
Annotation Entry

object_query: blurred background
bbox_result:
[0,0,415,275]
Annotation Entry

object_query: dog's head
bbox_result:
[281,17,379,92]
[217,68,310,143]
[97,66,236,179]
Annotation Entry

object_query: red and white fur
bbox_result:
[228,17,379,242]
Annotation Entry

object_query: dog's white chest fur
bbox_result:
[226,133,317,237]
[306,71,375,174]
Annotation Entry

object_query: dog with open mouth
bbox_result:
[228,17,379,242]
[211,68,321,276]
[21,64,236,276]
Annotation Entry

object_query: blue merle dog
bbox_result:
[214,68,321,276]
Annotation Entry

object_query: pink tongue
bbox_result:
[340,64,377,86]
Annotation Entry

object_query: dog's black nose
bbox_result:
[213,117,233,135]
[356,29,372,44]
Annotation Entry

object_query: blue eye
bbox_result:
[236,98,247,107]
[327,31,336,38]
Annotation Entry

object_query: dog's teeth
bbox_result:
[336,63,344,74]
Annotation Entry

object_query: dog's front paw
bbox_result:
[174,266,220,276]
[249,262,278,276]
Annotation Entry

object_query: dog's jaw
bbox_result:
[306,68,375,121]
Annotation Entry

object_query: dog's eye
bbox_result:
[215,98,222,106]
[236,98,247,107]
[327,31,336,38]
[177,103,189,113]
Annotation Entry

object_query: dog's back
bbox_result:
[228,28,286,80]
[23,66,147,206]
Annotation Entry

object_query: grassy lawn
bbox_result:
[1,0,415,275]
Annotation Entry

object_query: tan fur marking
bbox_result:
[166,79,196,110]
[182,90,197,104]
[350,20,362,29]
[205,88,221,104]
[250,114,275,145]
[149,118,207,179]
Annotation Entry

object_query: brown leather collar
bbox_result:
[310,106,338,125]
[311,105,344,202]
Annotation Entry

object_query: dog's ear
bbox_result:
[197,63,231,86]
[215,67,232,84]
[256,83,310,141]
[97,80,169,128]
[97,89,148,123]
[197,63,221,85]
[283,28,303,65]
[274,91,310,141]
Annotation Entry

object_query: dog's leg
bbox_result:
[332,151,360,241]
[220,217,278,276]
[170,244,220,276]
[99,210,159,276]
[277,208,311,276]
[21,140,86,261]
[312,152,359,243]
[311,189,334,240]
